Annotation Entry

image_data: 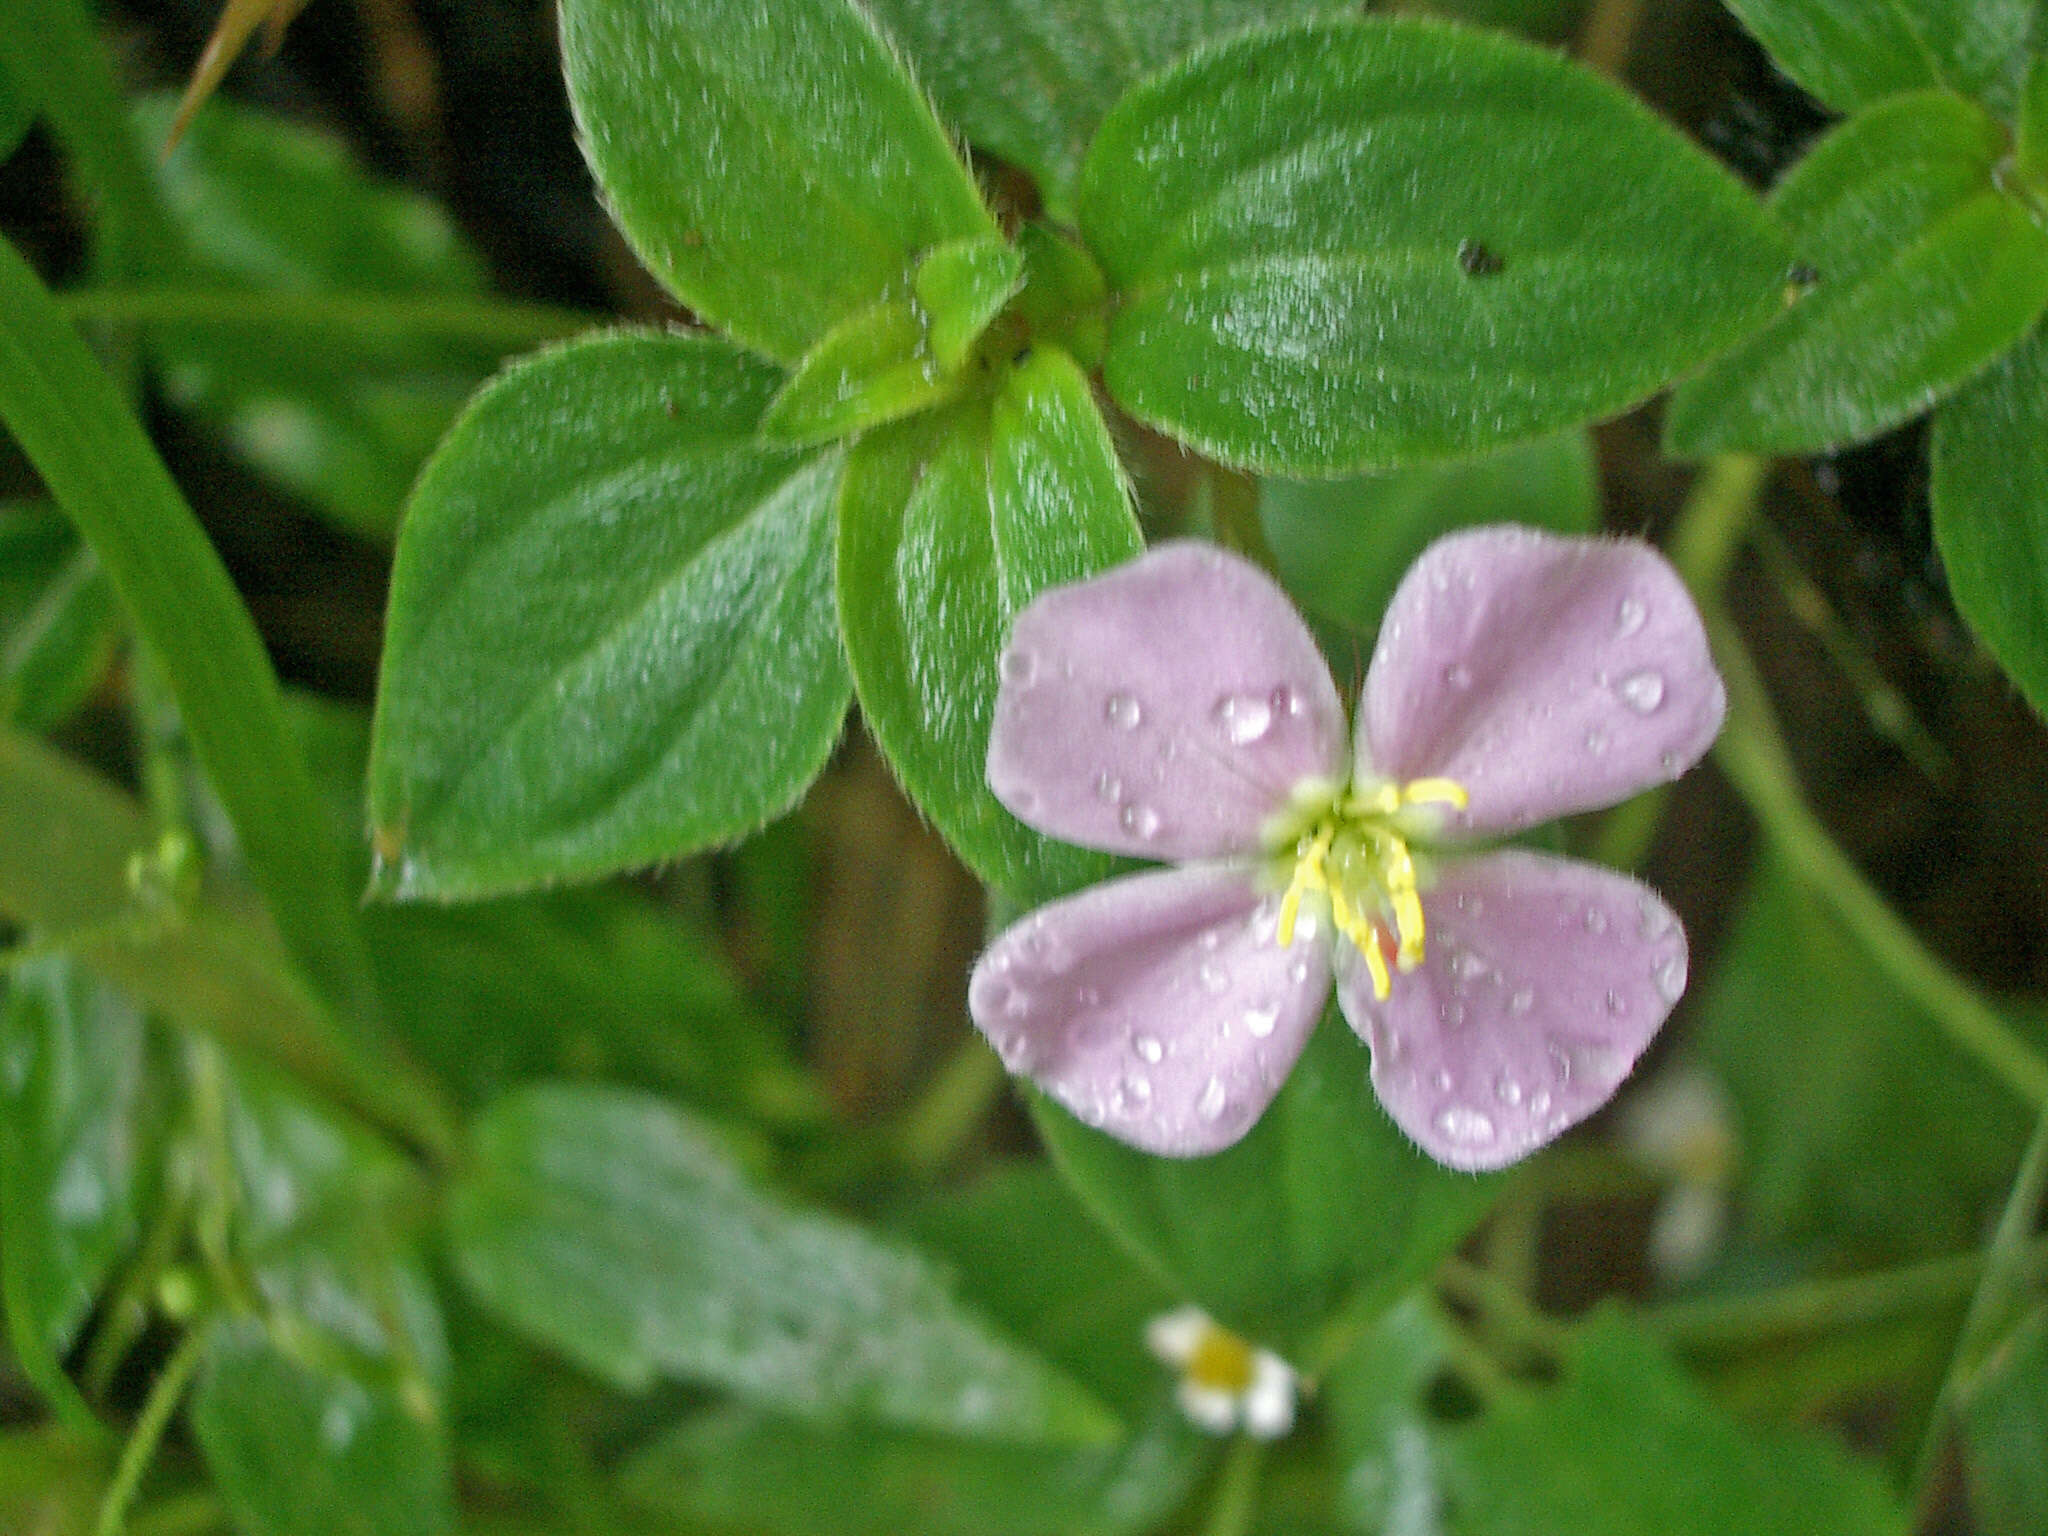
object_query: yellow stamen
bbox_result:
[1400,777,1469,810]
[1274,824,1335,949]
[1269,775,1468,999]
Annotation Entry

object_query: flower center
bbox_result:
[1185,1323,1258,1394]
[1271,777,1469,1001]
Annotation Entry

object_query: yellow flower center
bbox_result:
[1272,777,1469,1001]
[1185,1322,1258,1394]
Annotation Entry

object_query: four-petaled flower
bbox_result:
[968,528,1725,1171]
[1145,1306,1298,1439]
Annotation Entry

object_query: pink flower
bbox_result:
[968,529,1725,1171]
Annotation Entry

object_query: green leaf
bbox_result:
[559,0,995,363]
[1932,318,2048,721]
[0,46,32,162]
[368,331,849,901]
[1719,0,2041,116]
[1441,1310,1908,1535]
[838,345,1142,902]
[864,0,1345,219]
[761,294,966,446]
[1013,224,1110,369]
[1078,16,1790,473]
[1665,91,2048,457]
[0,1428,104,1536]
[893,1164,1181,1418]
[1032,1013,1499,1352]
[1260,429,1597,635]
[1323,1295,1466,1534]
[296,693,817,1120]
[1961,1304,2048,1536]
[0,501,119,731]
[917,235,1026,373]
[0,955,150,1425]
[623,1398,1203,1536]
[1690,855,2032,1263]
[444,1083,1120,1442]
[0,233,379,1026]
[128,94,496,541]
[191,1314,454,1536]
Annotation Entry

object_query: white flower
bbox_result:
[1145,1305,1298,1439]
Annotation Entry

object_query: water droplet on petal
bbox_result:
[1528,1089,1552,1116]
[1548,1043,1573,1083]
[1494,1074,1524,1107]
[1444,663,1473,689]
[1436,1105,1496,1145]
[1132,1032,1165,1064]
[1243,1002,1280,1038]
[1606,988,1628,1015]
[1076,985,1101,1007]
[1123,1074,1153,1107]
[1432,1068,1454,1093]
[1584,726,1609,756]
[1653,954,1688,1004]
[1000,647,1038,686]
[1288,958,1311,984]
[1616,669,1666,713]
[1584,906,1609,935]
[1104,692,1143,730]
[1638,898,1674,941]
[1198,960,1230,995]
[1004,989,1031,1019]
[1213,692,1275,745]
[1509,987,1535,1015]
[1615,596,1648,638]
[1659,750,1680,775]
[1120,803,1161,838]
[1274,684,1303,716]
[1450,950,1490,983]
[1095,771,1122,804]
[1198,928,1222,952]
[1197,1076,1228,1121]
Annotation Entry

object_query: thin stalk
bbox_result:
[1642,1238,2048,1351]
[1912,1106,2048,1494]
[1200,1436,1267,1536]
[94,1324,210,1536]
[59,286,601,352]
[896,1036,1007,1176]
[1711,619,2048,1108]
[1438,1257,1572,1363]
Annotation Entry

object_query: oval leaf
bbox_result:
[0,955,150,1425]
[443,1084,1119,1443]
[1032,1012,1499,1352]
[761,294,966,447]
[191,1315,454,1536]
[1721,0,2039,116]
[1933,320,2048,722]
[560,0,996,363]
[368,332,849,901]
[1666,91,2048,457]
[864,0,1345,219]
[1078,16,1790,472]
[837,346,1142,903]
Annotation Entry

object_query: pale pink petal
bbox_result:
[1360,527,1724,838]
[968,862,1332,1156]
[989,542,1348,861]
[1335,850,1688,1172]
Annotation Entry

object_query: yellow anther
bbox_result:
[1275,824,1335,949]
[1401,777,1469,810]
[1391,887,1427,970]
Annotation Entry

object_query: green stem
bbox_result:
[1643,1238,2048,1351]
[58,286,601,352]
[1711,619,2048,1108]
[0,234,381,1029]
[1200,1436,1266,1536]
[895,1036,1006,1176]
[94,1324,210,1536]
[128,1492,225,1536]
[1438,1257,1572,1363]
[1912,1106,2048,1493]
[1668,452,1767,594]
